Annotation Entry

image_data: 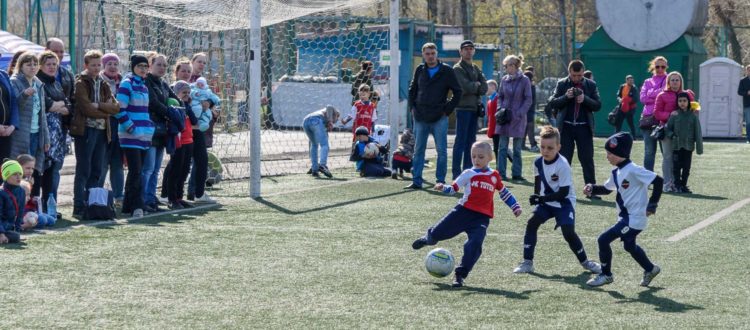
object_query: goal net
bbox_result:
[81,0,399,196]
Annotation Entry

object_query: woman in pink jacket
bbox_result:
[654,71,694,192]
[639,56,668,172]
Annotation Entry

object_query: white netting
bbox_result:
[80,0,396,195]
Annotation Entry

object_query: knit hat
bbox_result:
[1,160,22,180]
[355,126,370,136]
[195,77,208,88]
[167,98,181,107]
[101,53,120,67]
[604,132,633,159]
[172,80,191,93]
[130,54,148,72]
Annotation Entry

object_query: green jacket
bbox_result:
[666,109,703,154]
[452,60,487,111]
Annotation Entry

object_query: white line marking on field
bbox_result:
[667,197,750,242]
[261,168,439,197]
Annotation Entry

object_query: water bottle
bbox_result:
[47,194,57,220]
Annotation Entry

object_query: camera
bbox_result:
[572,87,583,97]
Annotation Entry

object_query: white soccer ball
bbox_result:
[425,248,455,278]
[363,142,379,158]
[23,212,39,228]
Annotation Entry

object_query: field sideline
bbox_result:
[2,138,749,328]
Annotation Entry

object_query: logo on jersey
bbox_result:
[491,176,497,185]
[551,174,559,182]
[621,179,630,189]
[620,226,630,234]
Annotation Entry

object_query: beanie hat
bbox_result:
[195,77,208,88]
[172,80,191,93]
[167,98,181,107]
[355,126,370,136]
[101,53,120,67]
[130,54,148,72]
[1,160,23,180]
[604,132,633,159]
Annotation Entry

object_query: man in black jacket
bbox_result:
[407,43,462,189]
[737,64,750,144]
[548,60,601,193]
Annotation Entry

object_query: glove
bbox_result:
[646,203,657,215]
[529,194,541,206]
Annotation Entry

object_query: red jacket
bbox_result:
[486,93,498,138]
[654,89,695,124]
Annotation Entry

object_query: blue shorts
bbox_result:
[532,203,575,227]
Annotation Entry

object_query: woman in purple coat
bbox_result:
[496,55,532,180]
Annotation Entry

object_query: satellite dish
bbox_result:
[596,0,708,51]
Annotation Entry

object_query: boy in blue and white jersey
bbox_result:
[513,126,601,274]
[584,132,664,287]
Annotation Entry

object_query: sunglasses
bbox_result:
[655,65,667,69]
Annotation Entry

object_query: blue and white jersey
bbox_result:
[603,161,656,230]
[533,155,576,208]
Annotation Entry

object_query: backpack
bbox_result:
[84,187,117,220]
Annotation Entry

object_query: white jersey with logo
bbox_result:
[533,155,576,208]
[603,161,656,230]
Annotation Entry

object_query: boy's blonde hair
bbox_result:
[471,141,493,155]
[539,125,560,144]
[83,50,103,65]
[358,84,371,92]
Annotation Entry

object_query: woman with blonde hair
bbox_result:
[639,56,669,172]
[654,71,694,192]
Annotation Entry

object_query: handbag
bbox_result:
[495,107,512,125]
[639,114,657,129]
[607,105,620,126]
[650,125,665,140]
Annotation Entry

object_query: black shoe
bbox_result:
[306,168,312,174]
[412,237,428,250]
[311,171,320,178]
[168,201,184,210]
[512,176,526,181]
[187,194,195,201]
[318,165,333,178]
[391,173,398,179]
[178,200,194,208]
[144,204,163,213]
[452,274,465,287]
[405,183,422,190]
[587,195,602,200]
[681,185,692,194]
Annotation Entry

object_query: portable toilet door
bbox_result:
[699,57,743,138]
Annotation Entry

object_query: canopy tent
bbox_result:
[0,30,71,72]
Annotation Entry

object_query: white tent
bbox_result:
[0,30,71,70]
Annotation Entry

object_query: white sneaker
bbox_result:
[157,196,169,204]
[513,259,534,273]
[581,260,602,274]
[194,194,217,204]
[640,264,661,287]
[586,274,614,287]
[132,209,144,218]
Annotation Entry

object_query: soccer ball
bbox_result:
[425,248,455,278]
[363,142,379,158]
[23,212,38,228]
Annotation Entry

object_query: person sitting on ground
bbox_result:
[1,160,34,244]
[350,126,392,178]
[391,127,415,179]
[20,180,56,228]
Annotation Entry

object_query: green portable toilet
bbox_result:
[579,27,707,137]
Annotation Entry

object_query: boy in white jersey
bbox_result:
[584,132,664,287]
[513,126,602,274]
[412,141,522,287]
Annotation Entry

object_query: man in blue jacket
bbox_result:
[406,42,463,189]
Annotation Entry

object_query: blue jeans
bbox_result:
[35,212,57,228]
[41,160,63,210]
[452,111,478,179]
[744,107,750,142]
[302,116,329,172]
[659,136,673,185]
[413,116,448,186]
[29,132,39,155]
[72,128,107,209]
[99,138,124,199]
[497,136,523,178]
[142,146,165,206]
[641,128,657,172]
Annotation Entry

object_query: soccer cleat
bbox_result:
[318,165,333,178]
[452,274,465,287]
[581,260,602,274]
[586,274,614,287]
[640,265,661,287]
[194,194,217,204]
[411,237,428,250]
[132,209,144,218]
[513,260,534,274]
